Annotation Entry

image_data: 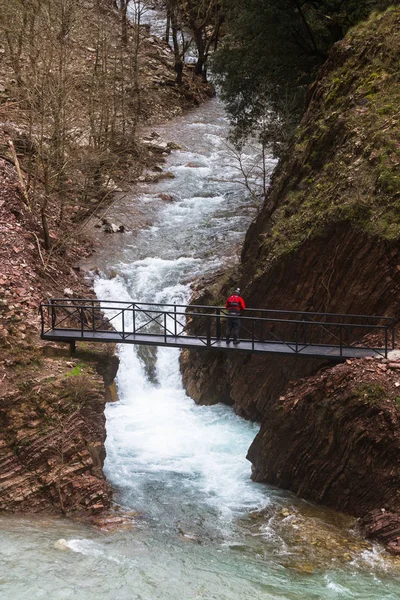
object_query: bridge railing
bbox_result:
[39,299,396,357]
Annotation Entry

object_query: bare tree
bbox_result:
[0,0,151,256]
[223,137,274,213]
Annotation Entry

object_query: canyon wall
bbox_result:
[0,158,115,516]
[181,7,400,552]
[0,355,113,515]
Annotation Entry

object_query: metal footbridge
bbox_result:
[39,299,396,360]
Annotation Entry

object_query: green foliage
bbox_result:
[212,0,393,154]
[164,0,228,79]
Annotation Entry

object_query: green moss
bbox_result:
[377,169,400,194]
[258,7,400,265]
[353,383,385,404]
[65,362,85,377]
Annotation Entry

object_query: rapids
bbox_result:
[2,100,400,600]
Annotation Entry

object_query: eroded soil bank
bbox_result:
[0,157,116,515]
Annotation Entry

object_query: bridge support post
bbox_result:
[174,304,177,337]
[69,341,76,355]
[216,309,221,340]
[51,299,56,329]
[385,327,388,358]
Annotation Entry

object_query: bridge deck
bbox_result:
[41,329,379,360]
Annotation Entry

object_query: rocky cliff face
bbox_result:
[0,356,112,514]
[247,358,400,555]
[181,7,400,552]
[0,158,114,516]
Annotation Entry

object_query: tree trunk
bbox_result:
[165,10,171,44]
[193,30,206,79]
[121,0,129,45]
[171,8,183,84]
[41,200,51,252]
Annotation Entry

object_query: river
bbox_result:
[2,98,400,600]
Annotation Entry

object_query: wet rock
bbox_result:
[104,223,119,233]
[159,171,175,180]
[177,526,202,544]
[54,539,70,551]
[141,139,171,154]
[91,514,134,532]
[360,509,400,555]
[159,193,174,202]
[105,382,119,403]
[185,162,203,168]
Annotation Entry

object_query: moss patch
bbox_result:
[260,7,400,264]
[65,363,85,377]
[353,383,386,404]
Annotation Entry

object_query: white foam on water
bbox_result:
[100,275,267,523]
[117,256,201,296]
[324,575,353,596]
[171,164,212,178]
[350,545,390,572]
[65,539,125,564]
[93,219,269,532]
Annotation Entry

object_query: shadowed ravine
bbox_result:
[2,100,400,600]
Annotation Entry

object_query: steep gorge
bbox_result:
[0,0,211,517]
[181,7,400,553]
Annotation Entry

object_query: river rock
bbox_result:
[54,539,70,551]
[142,139,171,154]
[104,222,122,233]
[185,162,203,168]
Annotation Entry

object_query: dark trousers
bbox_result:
[226,314,240,340]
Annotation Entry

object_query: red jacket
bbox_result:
[226,295,246,312]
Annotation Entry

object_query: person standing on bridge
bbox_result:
[225,288,246,345]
